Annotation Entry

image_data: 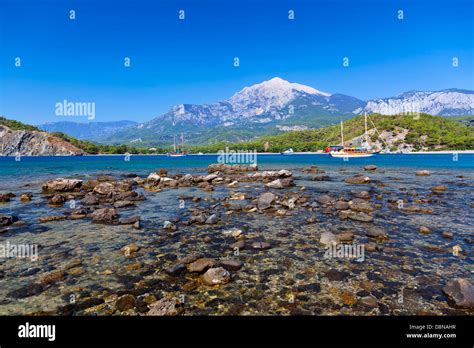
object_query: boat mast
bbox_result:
[340,121,344,146]
[173,135,176,152]
[364,112,368,136]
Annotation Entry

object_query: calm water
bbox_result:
[0,154,472,181]
[0,154,472,315]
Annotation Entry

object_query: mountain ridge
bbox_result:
[33,78,474,146]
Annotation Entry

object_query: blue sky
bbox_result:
[1,0,473,124]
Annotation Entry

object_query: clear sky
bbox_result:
[1,0,473,124]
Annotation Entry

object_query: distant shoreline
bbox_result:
[1,150,474,157]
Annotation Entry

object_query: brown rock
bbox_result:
[42,178,82,192]
[201,267,231,286]
[115,294,136,312]
[91,208,118,224]
[39,270,66,285]
[419,226,431,234]
[187,258,217,273]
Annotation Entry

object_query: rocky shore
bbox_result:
[0,163,472,315]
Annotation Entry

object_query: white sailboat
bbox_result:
[167,134,188,157]
[326,113,379,158]
[281,148,294,155]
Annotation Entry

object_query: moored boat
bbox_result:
[326,113,379,158]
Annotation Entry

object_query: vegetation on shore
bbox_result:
[2,114,473,154]
[192,114,474,153]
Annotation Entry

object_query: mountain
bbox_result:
[192,114,474,153]
[102,78,474,146]
[0,118,85,156]
[360,89,474,116]
[38,120,137,142]
[104,77,365,146]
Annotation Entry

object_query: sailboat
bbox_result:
[167,134,188,157]
[281,148,294,155]
[326,113,380,158]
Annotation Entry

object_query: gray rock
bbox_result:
[205,214,219,224]
[147,298,182,316]
[320,232,337,246]
[119,215,140,225]
[81,193,99,205]
[220,259,243,271]
[442,278,474,309]
[265,178,294,189]
[113,200,135,208]
[366,227,388,240]
[257,192,276,210]
[165,263,186,276]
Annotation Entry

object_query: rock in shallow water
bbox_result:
[91,208,118,224]
[419,226,431,234]
[220,259,243,271]
[416,170,430,176]
[442,278,474,309]
[320,232,337,246]
[265,178,294,189]
[202,267,231,286]
[42,178,82,192]
[147,298,182,316]
[257,192,276,210]
[345,175,371,184]
[0,214,19,226]
[187,258,217,273]
[115,294,136,312]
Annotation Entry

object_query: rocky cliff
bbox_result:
[0,125,85,156]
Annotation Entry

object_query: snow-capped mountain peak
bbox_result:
[363,89,474,116]
[229,77,331,117]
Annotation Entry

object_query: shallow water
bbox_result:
[0,156,473,315]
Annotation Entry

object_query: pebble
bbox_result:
[121,244,140,255]
[419,226,431,234]
[251,241,272,250]
[442,231,453,239]
[416,170,430,176]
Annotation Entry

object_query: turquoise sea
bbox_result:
[0,153,472,315]
[0,154,473,181]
